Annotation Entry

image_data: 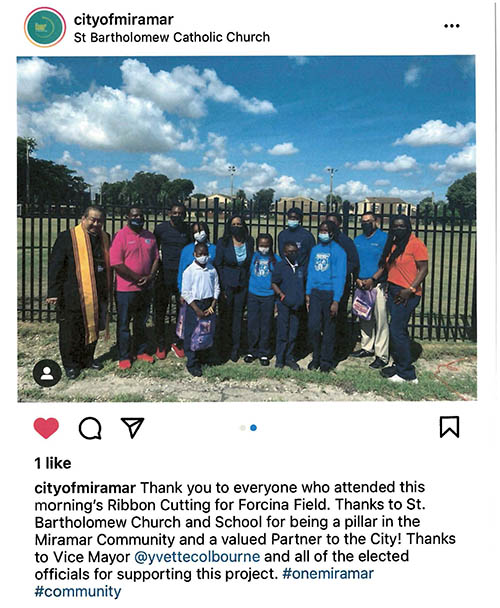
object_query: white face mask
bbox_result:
[258,247,270,255]
[194,231,207,242]
[195,255,209,265]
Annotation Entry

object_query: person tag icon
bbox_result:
[33,359,62,388]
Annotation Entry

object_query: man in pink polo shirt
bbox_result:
[110,207,159,369]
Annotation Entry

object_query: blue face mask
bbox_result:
[318,233,331,243]
[129,218,144,229]
[288,219,300,229]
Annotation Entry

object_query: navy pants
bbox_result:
[335,277,351,357]
[221,285,247,356]
[387,283,420,380]
[185,298,213,372]
[275,301,300,365]
[154,271,182,349]
[247,293,275,358]
[116,290,152,360]
[308,289,336,369]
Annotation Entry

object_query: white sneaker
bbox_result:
[388,374,418,384]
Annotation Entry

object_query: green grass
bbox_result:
[17,321,476,402]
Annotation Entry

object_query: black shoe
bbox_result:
[87,361,103,371]
[230,350,239,363]
[187,367,202,377]
[369,357,388,370]
[259,357,270,367]
[65,367,80,380]
[380,365,397,378]
[320,365,332,373]
[275,362,284,369]
[244,354,255,364]
[351,349,374,359]
[285,360,300,371]
[307,360,319,371]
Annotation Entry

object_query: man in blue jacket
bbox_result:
[306,221,347,372]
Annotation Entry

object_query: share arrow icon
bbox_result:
[121,418,145,439]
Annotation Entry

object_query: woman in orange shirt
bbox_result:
[373,215,428,383]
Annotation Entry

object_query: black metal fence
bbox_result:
[17,198,476,341]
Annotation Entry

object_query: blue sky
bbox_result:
[17,55,475,203]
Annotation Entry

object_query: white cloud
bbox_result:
[349,155,417,172]
[394,120,476,146]
[197,132,232,176]
[334,180,371,199]
[59,150,82,167]
[375,179,390,186]
[388,187,433,201]
[272,175,302,197]
[204,180,219,193]
[268,142,299,156]
[241,143,263,155]
[239,161,278,192]
[23,87,183,153]
[87,164,130,187]
[120,59,275,119]
[430,144,476,184]
[148,154,186,178]
[288,56,309,66]
[305,173,324,183]
[17,57,69,104]
[404,66,421,86]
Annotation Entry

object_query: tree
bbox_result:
[232,189,247,213]
[252,188,274,214]
[166,178,194,205]
[325,193,343,208]
[446,172,476,219]
[17,137,89,211]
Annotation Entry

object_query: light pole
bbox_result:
[228,165,236,199]
[325,167,338,209]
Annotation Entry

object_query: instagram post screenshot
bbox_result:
[2,1,498,606]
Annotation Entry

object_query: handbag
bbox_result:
[352,287,377,320]
[190,314,216,351]
[175,302,187,339]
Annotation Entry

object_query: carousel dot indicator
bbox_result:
[240,425,246,431]
[250,424,257,432]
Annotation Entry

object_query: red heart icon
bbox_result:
[34,418,59,439]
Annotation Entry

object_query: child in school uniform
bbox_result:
[271,242,306,370]
[244,234,281,367]
[181,242,220,377]
[306,220,347,373]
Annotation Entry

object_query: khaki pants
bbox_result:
[359,284,389,362]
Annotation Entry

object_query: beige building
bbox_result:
[355,197,417,216]
[274,196,326,214]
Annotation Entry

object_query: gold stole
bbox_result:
[70,224,111,345]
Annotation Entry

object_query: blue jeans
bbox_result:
[116,290,152,360]
[387,283,420,380]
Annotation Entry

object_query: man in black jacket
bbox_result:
[46,206,110,379]
[153,204,190,359]
[326,212,360,361]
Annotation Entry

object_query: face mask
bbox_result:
[195,255,209,265]
[318,233,331,243]
[286,253,297,264]
[288,219,300,229]
[194,231,207,242]
[361,222,375,236]
[393,228,409,242]
[171,216,184,227]
[129,218,144,229]
[258,247,270,255]
[231,226,245,239]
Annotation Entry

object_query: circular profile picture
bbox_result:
[24,7,66,47]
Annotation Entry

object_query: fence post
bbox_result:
[213,197,220,242]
